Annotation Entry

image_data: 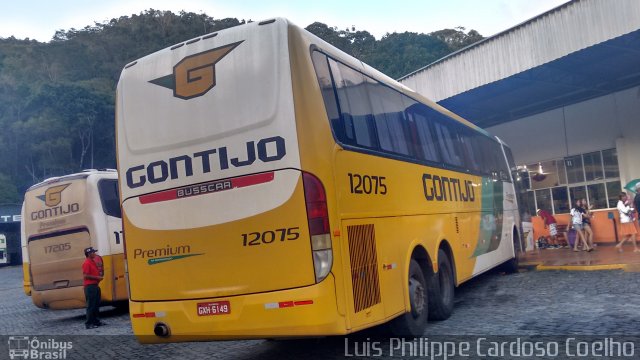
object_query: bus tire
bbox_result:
[389,259,428,336]
[112,301,129,311]
[500,230,520,274]
[427,249,455,321]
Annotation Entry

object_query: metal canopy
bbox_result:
[438,29,640,128]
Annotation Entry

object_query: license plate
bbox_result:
[197,301,231,316]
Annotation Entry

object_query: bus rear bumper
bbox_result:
[31,284,114,310]
[129,275,346,342]
[31,287,86,310]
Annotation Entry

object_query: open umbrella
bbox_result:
[624,179,640,194]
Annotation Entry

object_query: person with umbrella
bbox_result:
[615,192,639,253]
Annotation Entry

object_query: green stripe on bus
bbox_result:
[147,253,204,265]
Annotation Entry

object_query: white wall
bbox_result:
[487,85,640,185]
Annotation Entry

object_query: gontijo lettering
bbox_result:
[30,203,80,220]
[422,173,476,202]
[126,136,285,189]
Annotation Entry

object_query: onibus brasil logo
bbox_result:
[7,336,72,359]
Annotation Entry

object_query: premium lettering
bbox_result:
[422,173,475,202]
[133,245,191,259]
[126,136,286,189]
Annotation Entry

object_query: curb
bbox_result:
[519,263,639,272]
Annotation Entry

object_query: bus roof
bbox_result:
[120,17,490,141]
[26,169,117,191]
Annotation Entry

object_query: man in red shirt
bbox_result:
[537,209,561,248]
[83,247,104,329]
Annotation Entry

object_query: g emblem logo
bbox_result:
[40,184,70,207]
[149,41,243,100]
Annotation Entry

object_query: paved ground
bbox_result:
[1,265,639,359]
[520,243,640,269]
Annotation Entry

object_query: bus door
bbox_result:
[98,179,127,300]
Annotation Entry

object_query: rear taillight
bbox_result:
[303,172,333,283]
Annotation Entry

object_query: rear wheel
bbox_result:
[112,301,129,312]
[427,249,455,320]
[389,259,428,336]
[500,230,520,274]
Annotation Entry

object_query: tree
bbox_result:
[429,27,484,52]
[0,11,483,194]
[0,173,20,203]
[365,32,451,79]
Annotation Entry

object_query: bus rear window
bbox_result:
[98,179,121,218]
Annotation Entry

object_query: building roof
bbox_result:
[399,0,640,128]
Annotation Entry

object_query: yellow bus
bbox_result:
[22,170,127,309]
[0,234,7,265]
[116,18,520,342]
[21,206,31,296]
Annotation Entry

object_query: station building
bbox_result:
[399,0,640,244]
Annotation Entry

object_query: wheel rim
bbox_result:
[409,276,425,318]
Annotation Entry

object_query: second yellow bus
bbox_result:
[22,170,127,309]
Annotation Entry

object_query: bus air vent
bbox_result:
[347,224,381,313]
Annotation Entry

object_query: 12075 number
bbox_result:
[242,227,300,246]
[348,173,387,195]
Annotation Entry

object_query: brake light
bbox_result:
[303,172,332,283]
[303,173,329,236]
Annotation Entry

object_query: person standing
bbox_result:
[579,199,595,249]
[615,193,639,253]
[634,184,640,227]
[83,247,105,329]
[536,209,561,248]
[570,199,592,252]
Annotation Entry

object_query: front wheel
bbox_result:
[389,259,428,337]
[428,249,455,320]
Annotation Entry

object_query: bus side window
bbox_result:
[459,129,480,172]
[474,136,509,181]
[504,146,518,182]
[327,58,379,150]
[470,135,488,176]
[98,180,122,219]
[433,120,463,167]
[351,114,376,149]
[311,51,347,144]
[498,145,512,182]
[407,106,439,163]
[365,77,411,156]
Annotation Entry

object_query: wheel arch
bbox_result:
[401,243,433,310]
[512,224,522,255]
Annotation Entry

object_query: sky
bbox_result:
[0,0,570,42]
